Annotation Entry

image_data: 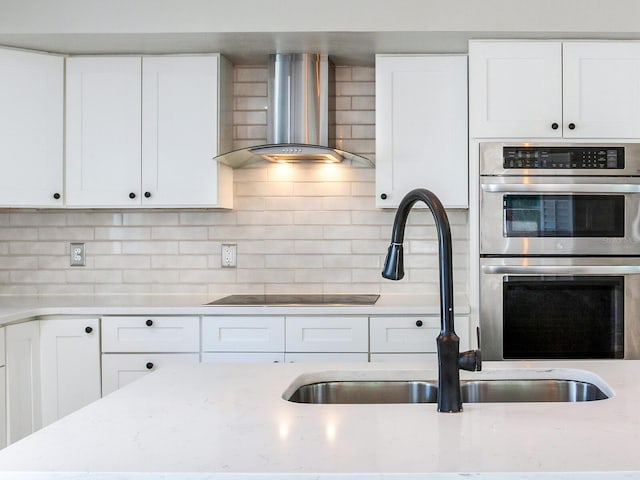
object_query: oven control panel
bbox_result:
[503,147,625,169]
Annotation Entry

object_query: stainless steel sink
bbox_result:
[286,378,609,404]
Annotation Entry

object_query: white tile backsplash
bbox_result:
[0,64,468,296]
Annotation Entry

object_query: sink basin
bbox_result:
[286,378,610,404]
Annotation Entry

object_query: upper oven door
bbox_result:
[480,142,640,176]
[480,176,640,255]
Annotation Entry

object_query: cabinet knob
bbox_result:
[568,123,576,130]
[129,192,136,199]
[53,192,61,200]
[85,326,93,334]
[380,193,388,200]
[415,320,423,327]
[146,362,154,370]
[551,122,559,130]
[145,319,153,327]
[144,191,151,198]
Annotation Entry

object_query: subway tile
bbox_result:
[336,82,375,97]
[235,67,268,82]
[94,255,151,269]
[236,182,294,197]
[94,284,153,295]
[235,254,266,269]
[234,83,267,97]
[351,67,375,82]
[10,213,66,226]
[39,284,95,295]
[123,269,181,284]
[179,241,221,255]
[95,227,151,241]
[179,269,238,284]
[338,139,375,155]
[294,269,351,283]
[335,97,351,110]
[237,211,295,225]
[10,270,66,284]
[240,240,295,255]
[294,211,352,225]
[294,240,351,254]
[179,211,237,226]
[292,182,351,197]
[323,225,381,239]
[151,255,207,269]
[66,212,123,226]
[351,96,375,110]
[39,255,77,270]
[9,241,66,255]
[352,125,375,139]
[235,125,268,140]
[335,110,376,125]
[334,67,352,82]
[323,254,380,269]
[122,241,179,255]
[39,227,94,241]
[0,256,39,269]
[0,228,38,241]
[151,226,208,240]
[235,97,269,111]
[233,110,267,125]
[236,269,295,284]
[152,284,207,294]
[122,212,179,226]
[265,255,323,269]
[261,225,324,240]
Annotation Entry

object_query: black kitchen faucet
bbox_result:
[382,188,482,412]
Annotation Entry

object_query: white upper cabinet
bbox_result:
[66,56,142,207]
[470,40,640,139]
[0,48,63,207]
[375,55,468,209]
[66,54,233,208]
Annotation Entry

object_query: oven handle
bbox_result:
[481,183,640,193]
[482,265,640,275]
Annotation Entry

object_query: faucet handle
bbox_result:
[459,327,482,371]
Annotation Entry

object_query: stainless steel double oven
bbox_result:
[480,143,640,360]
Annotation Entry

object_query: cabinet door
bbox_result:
[101,353,199,396]
[0,48,63,207]
[201,316,285,352]
[101,316,200,353]
[0,367,6,450]
[375,55,468,208]
[39,318,101,428]
[285,316,369,353]
[370,316,470,353]
[142,55,232,207]
[469,41,562,138]
[5,321,40,444]
[563,42,640,139]
[66,56,142,207]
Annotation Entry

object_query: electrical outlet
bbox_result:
[221,244,237,268]
[70,243,86,267]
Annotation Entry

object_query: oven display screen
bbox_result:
[503,146,624,169]
[504,194,625,237]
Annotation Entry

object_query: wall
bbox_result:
[0,65,468,296]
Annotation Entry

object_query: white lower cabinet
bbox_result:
[369,315,470,363]
[101,353,199,396]
[202,316,285,352]
[5,321,41,445]
[101,315,201,396]
[39,318,101,428]
[201,352,285,363]
[285,316,369,353]
[284,353,369,363]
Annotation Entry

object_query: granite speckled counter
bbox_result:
[0,360,638,479]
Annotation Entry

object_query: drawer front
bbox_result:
[0,327,5,367]
[101,316,200,353]
[201,316,285,352]
[370,316,469,353]
[201,352,285,363]
[285,316,369,353]
[284,352,369,363]
[101,353,199,395]
[369,353,436,363]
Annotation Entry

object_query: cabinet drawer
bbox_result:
[201,352,284,363]
[101,353,199,396]
[285,316,368,353]
[370,316,469,353]
[369,353,436,363]
[201,316,285,352]
[285,352,369,363]
[101,316,199,353]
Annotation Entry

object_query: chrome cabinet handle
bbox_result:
[482,265,640,275]
[481,183,640,193]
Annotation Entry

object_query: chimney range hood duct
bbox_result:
[214,53,374,168]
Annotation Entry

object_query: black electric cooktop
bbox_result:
[206,294,380,306]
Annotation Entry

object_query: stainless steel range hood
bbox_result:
[214,53,374,168]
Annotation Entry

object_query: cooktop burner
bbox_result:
[206,294,380,306]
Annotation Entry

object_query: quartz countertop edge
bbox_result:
[0,293,470,326]
[0,360,638,478]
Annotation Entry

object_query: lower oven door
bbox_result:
[480,257,640,360]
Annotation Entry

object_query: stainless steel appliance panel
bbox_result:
[480,176,640,256]
[480,256,640,360]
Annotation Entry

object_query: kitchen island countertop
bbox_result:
[0,360,639,479]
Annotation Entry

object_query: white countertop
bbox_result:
[0,293,470,326]
[0,360,639,479]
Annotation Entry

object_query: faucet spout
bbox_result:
[382,188,481,413]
